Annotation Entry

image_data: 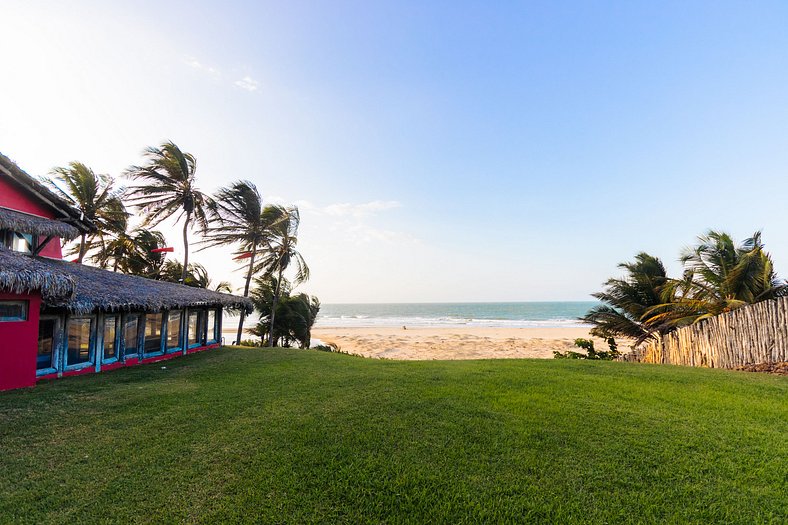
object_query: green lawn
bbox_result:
[1,348,786,524]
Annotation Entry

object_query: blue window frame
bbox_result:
[37,316,59,374]
[123,314,140,359]
[187,310,204,348]
[206,309,219,344]
[143,312,164,356]
[166,310,183,353]
[102,315,120,363]
[65,316,95,369]
[0,300,28,322]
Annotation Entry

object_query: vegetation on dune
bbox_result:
[584,230,788,345]
[554,337,621,360]
[0,348,785,524]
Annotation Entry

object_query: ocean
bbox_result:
[313,302,598,328]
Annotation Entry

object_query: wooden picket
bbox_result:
[625,296,788,368]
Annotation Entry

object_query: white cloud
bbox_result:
[264,198,401,219]
[234,76,259,92]
[185,57,219,75]
[321,200,401,218]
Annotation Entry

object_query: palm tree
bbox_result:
[582,252,672,344]
[90,214,135,271]
[158,260,232,291]
[659,231,788,325]
[586,231,788,343]
[118,228,167,279]
[202,181,279,344]
[255,205,309,347]
[47,162,127,263]
[124,141,212,283]
[248,275,320,348]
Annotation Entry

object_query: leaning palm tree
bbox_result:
[255,205,309,347]
[122,228,169,278]
[90,214,134,271]
[582,252,672,344]
[124,141,212,283]
[657,231,788,326]
[201,181,280,344]
[47,162,127,262]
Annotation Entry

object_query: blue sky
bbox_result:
[2,1,788,302]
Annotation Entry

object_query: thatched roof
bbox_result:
[0,248,252,314]
[0,249,76,302]
[0,152,95,233]
[0,207,80,240]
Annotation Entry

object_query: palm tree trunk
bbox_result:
[181,212,191,283]
[268,266,283,347]
[236,247,257,345]
[77,233,87,263]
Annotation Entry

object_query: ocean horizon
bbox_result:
[311,301,599,328]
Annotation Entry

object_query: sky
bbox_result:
[2,1,788,303]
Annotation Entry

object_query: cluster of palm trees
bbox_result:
[46,141,314,347]
[584,230,787,345]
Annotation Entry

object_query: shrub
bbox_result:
[554,338,620,360]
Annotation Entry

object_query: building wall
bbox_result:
[0,292,41,391]
[0,176,64,259]
[34,306,223,387]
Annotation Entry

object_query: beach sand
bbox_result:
[311,326,625,360]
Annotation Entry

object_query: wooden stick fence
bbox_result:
[624,296,788,368]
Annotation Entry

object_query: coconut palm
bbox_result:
[90,214,135,271]
[159,260,232,291]
[654,231,788,326]
[47,162,127,263]
[248,275,320,348]
[117,228,168,278]
[201,181,280,344]
[582,252,672,344]
[124,142,212,283]
[254,205,309,347]
[586,231,788,343]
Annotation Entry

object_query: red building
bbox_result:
[0,152,251,391]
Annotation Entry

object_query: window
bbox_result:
[187,311,204,347]
[103,315,118,361]
[1,230,32,252]
[66,317,93,366]
[207,309,218,343]
[124,315,139,358]
[10,232,35,253]
[0,301,28,322]
[37,318,57,370]
[166,310,182,350]
[144,313,163,354]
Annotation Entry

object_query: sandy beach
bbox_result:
[311,326,624,360]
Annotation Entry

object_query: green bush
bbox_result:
[554,337,620,360]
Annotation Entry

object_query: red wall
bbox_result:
[0,176,64,259]
[0,292,41,391]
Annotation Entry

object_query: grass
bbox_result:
[1,348,786,524]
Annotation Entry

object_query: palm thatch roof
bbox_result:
[0,248,252,314]
[0,207,80,240]
[0,249,76,302]
[0,152,95,233]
